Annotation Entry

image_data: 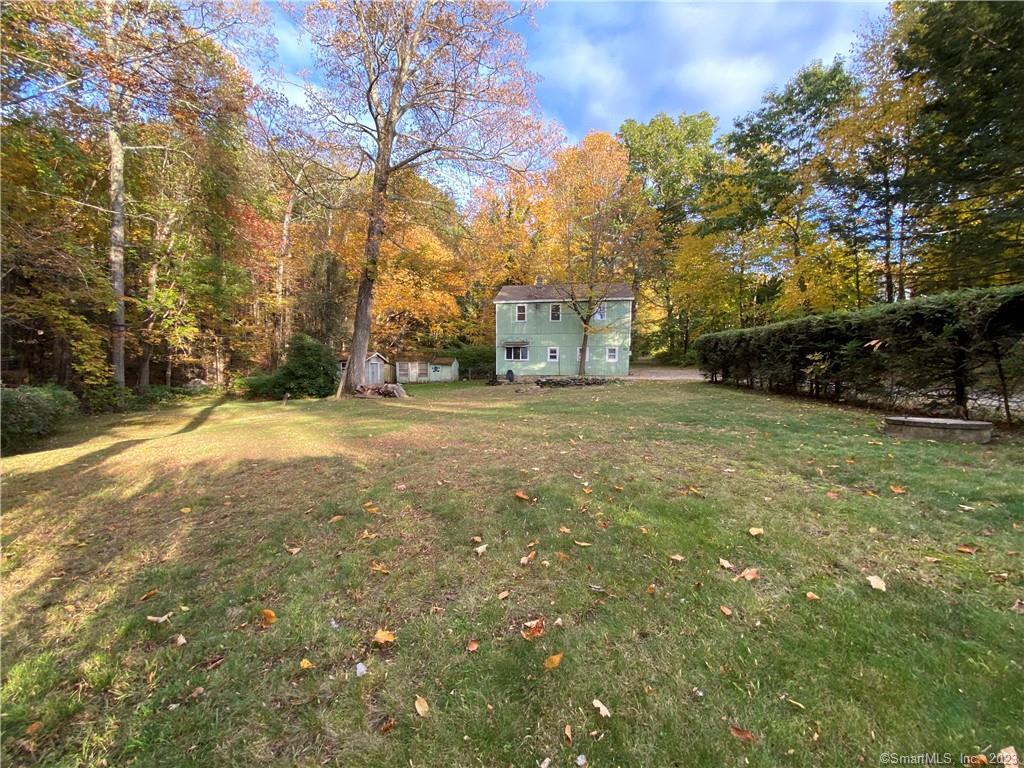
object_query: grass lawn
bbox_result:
[2,381,1022,766]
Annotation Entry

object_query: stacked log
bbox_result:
[352,383,410,398]
[535,377,607,388]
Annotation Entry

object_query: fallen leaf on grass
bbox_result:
[669,554,685,563]
[729,723,757,742]
[470,535,483,544]
[785,698,806,710]
[328,515,344,524]
[473,543,488,556]
[379,717,395,734]
[372,628,396,645]
[520,550,537,566]
[258,609,276,628]
[370,560,390,574]
[521,618,545,640]
[25,722,42,736]
[889,485,907,494]
[718,558,736,572]
[826,491,841,500]
[613,485,624,492]
[544,652,563,670]
[867,575,887,592]
[646,583,656,595]
[564,724,573,744]
[559,525,571,534]
[147,612,173,624]
[466,639,479,652]
[924,556,940,563]
[574,540,592,548]
[720,605,733,617]
[1011,599,1024,614]
[300,658,316,669]
[179,507,192,514]
[138,588,159,602]
[582,487,593,495]
[732,567,760,582]
[748,527,765,537]
[806,592,820,601]
[497,590,510,600]
[592,699,610,718]
[956,545,979,555]
[414,695,429,717]
[357,530,378,541]
[555,551,571,562]
[514,490,531,501]
[285,545,301,555]
[170,633,187,646]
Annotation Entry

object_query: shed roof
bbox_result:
[430,356,456,365]
[493,283,634,303]
[338,351,389,363]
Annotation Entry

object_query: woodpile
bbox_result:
[535,377,607,388]
[352,383,410,398]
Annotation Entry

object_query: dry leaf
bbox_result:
[544,652,563,670]
[258,608,276,628]
[328,515,344,523]
[592,699,610,718]
[370,560,390,574]
[146,612,173,624]
[826,491,841,500]
[646,583,656,595]
[613,484,624,492]
[466,639,479,652]
[138,587,159,602]
[299,658,316,669]
[179,507,192,514]
[470,535,483,544]
[748,527,765,537]
[555,551,570,562]
[497,590,510,600]
[729,723,757,742]
[285,545,301,555]
[25,722,42,736]
[473,543,488,556]
[718,558,736,571]
[372,628,396,644]
[379,717,396,734]
[669,554,685,563]
[357,529,378,541]
[806,592,820,601]
[956,545,979,555]
[521,617,545,640]
[582,487,593,495]
[170,633,187,646]
[720,605,733,617]
[559,525,571,534]
[924,556,940,563]
[514,490,530,501]
[574,540,592,548]
[867,575,887,592]
[733,567,760,582]
[414,695,429,717]
[889,485,906,494]
[520,550,537,566]
[564,723,573,744]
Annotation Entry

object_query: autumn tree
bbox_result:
[300,0,546,394]
[535,132,655,374]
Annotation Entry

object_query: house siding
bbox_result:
[494,299,632,377]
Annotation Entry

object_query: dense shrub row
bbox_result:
[438,344,493,378]
[237,334,338,399]
[695,286,1024,421]
[1,384,79,453]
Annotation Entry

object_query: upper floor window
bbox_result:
[593,302,607,321]
[550,303,561,321]
[515,304,527,322]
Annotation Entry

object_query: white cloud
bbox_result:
[675,54,778,122]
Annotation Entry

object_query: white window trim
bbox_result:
[514,304,527,322]
[549,303,561,322]
[594,302,607,321]
[547,346,559,361]
[576,347,588,362]
[505,346,529,361]
[606,347,618,362]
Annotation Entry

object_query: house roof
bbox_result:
[493,283,634,303]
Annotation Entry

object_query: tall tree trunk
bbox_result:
[338,166,389,396]
[273,173,302,367]
[137,260,158,391]
[578,323,589,376]
[882,169,895,303]
[105,0,126,387]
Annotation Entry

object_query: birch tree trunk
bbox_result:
[104,0,127,387]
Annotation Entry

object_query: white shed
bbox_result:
[396,355,459,383]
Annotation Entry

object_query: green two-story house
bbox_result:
[493,282,634,378]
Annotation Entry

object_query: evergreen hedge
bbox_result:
[694,286,1024,421]
[238,334,339,399]
[1,384,80,453]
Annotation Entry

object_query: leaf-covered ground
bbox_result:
[2,381,1021,767]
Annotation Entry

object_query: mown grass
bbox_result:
[1,381,1021,767]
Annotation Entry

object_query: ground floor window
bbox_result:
[606,347,618,362]
[505,346,528,361]
[417,361,428,377]
[547,347,559,361]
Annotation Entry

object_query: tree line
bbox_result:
[2,1,1020,398]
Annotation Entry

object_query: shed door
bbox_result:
[367,360,383,384]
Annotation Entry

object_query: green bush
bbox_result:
[439,344,494,378]
[1,384,79,453]
[78,383,136,414]
[239,334,338,399]
[694,286,1024,421]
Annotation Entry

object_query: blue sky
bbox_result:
[269,1,886,141]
